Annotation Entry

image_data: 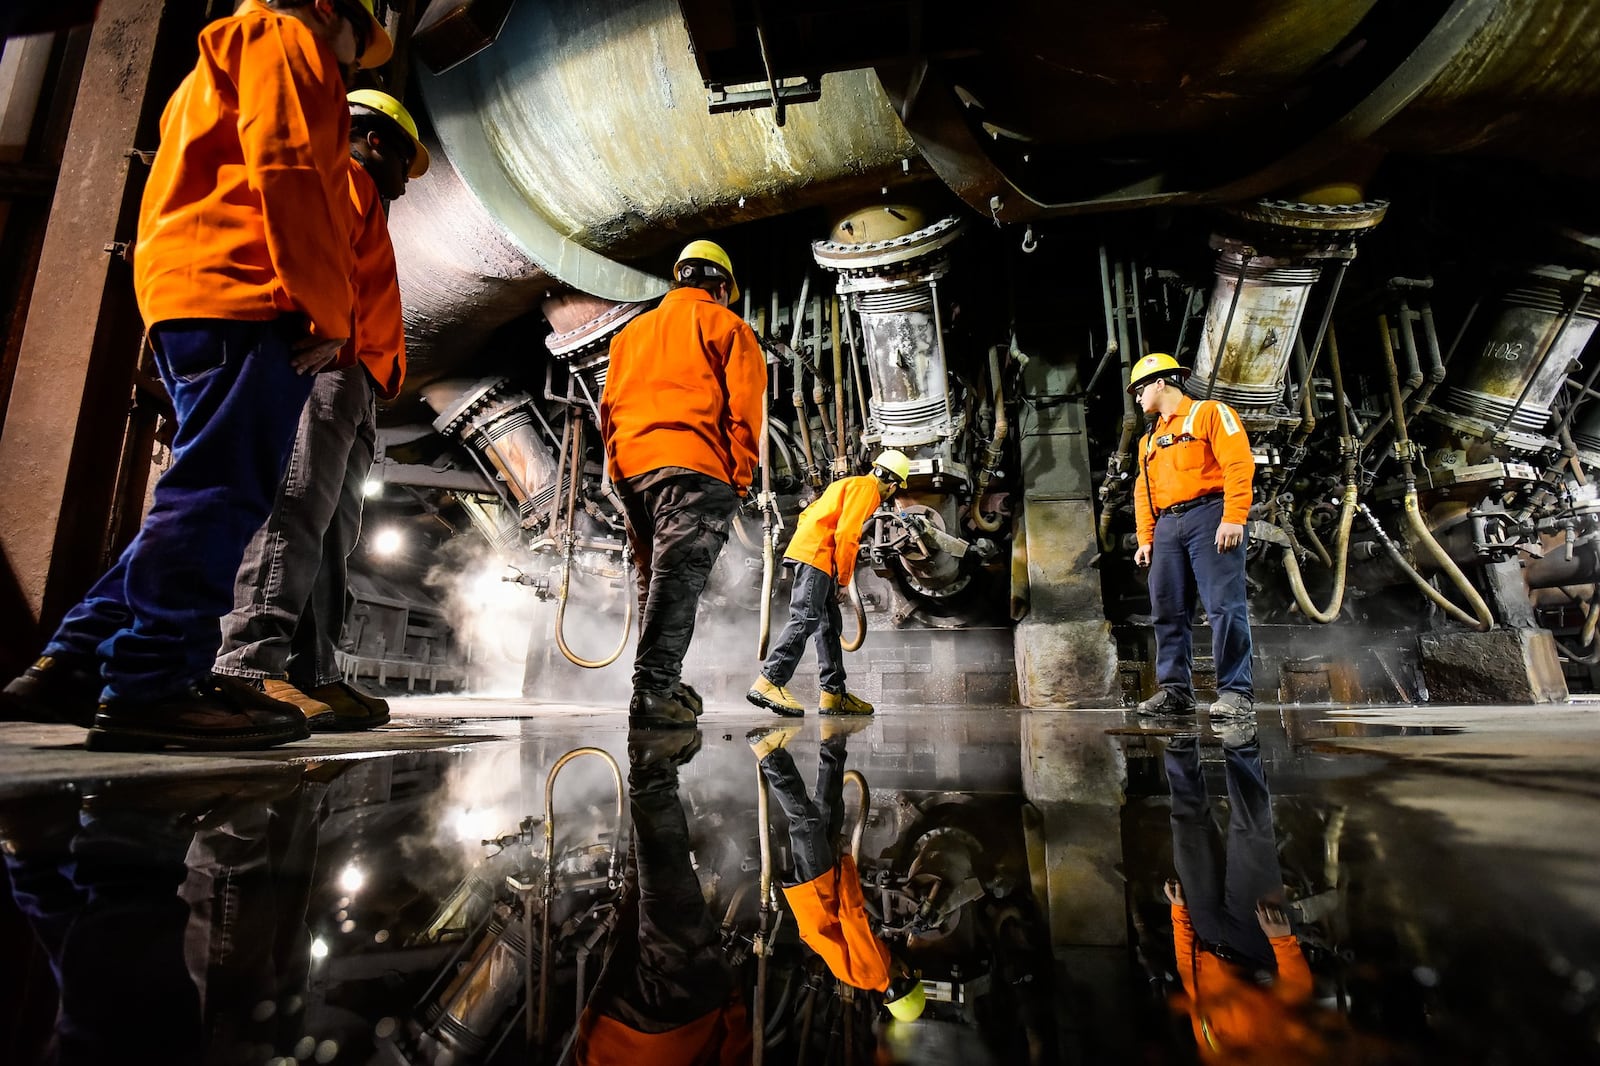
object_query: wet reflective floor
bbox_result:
[4,698,1600,1065]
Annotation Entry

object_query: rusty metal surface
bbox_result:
[415,0,923,299]
[0,0,168,645]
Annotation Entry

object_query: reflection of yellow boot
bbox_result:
[819,690,874,716]
[747,723,801,762]
[746,676,805,717]
[820,715,871,742]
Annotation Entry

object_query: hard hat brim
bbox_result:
[356,11,393,68]
[1127,366,1191,395]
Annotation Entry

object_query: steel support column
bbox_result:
[0,0,174,664]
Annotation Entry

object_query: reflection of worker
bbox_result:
[1128,353,1256,720]
[215,89,429,733]
[600,241,768,729]
[1163,724,1315,1062]
[2,0,392,749]
[574,728,753,1065]
[747,721,924,1020]
[746,454,909,718]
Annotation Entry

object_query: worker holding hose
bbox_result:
[1128,354,1257,721]
[601,240,767,729]
[746,453,910,718]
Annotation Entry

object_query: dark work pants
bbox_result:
[1165,733,1279,971]
[43,319,316,703]
[215,365,377,687]
[594,758,733,1030]
[761,561,847,694]
[617,473,738,696]
[1149,496,1254,699]
[758,737,847,886]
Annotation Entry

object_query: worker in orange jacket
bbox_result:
[4,0,392,751]
[1128,353,1257,720]
[1163,721,1317,1063]
[600,240,767,729]
[746,452,910,718]
[215,89,429,733]
[574,728,754,1066]
[746,721,924,1022]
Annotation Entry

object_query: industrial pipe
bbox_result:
[971,343,1011,533]
[553,415,634,668]
[831,295,849,476]
[840,576,867,653]
[1097,248,1138,551]
[537,747,625,1050]
[1281,484,1358,623]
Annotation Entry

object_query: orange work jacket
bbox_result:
[1133,396,1254,547]
[1171,903,1318,1064]
[133,0,354,343]
[782,856,892,993]
[600,288,767,492]
[337,161,405,399]
[575,997,752,1066]
[783,476,883,587]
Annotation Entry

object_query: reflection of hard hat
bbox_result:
[674,240,740,304]
[872,449,911,486]
[884,977,925,1022]
[1127,352,1190,395]
[347,89,429,178]
[345,0,394,69]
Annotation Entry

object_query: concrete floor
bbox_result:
[2,696,1600,1064]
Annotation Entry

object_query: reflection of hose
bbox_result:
[1282,485,1357,623]
[754,772,774,1066]
[840,575,867,653]
[538,747,624,1050]
[842,769,869,864]
[552,415,632,667]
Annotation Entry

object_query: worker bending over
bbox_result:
[1128,353,1257,720]
[747,453,910,717]
[600,240,767,728]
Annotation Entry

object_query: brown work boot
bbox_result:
[2,654,101,727]
[85,679,310,752]
[304,680,390,731]
[747,723,801,762]
[819,690,873,716]
[261,678,335,728]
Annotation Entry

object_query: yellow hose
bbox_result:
[840,575,867,652]
[553,549,633,668]
[1400,491,1493,631]
[1281,484,1357,623]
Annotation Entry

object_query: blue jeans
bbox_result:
[1165,733,1280,970]
[1149,496,1253,699]
[214,366,376,687]
[761,561,846,694]
[44,319,316,703]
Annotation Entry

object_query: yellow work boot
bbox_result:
[747,723,801,762]
[746,675,805,718]
[262,678,335,727]
[819,690,873,716]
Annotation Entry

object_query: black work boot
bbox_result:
[670,681,705,717]
[2,654,102,727]
[85,678,311,752]
[1136,687,1196,718]
[628,690,697,729]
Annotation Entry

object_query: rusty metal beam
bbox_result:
[0,0,178,662]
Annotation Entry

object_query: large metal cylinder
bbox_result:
[1187,245,1321,411]
[425,378,561,528]
[1435,268,1600,434]
[814,214,965,450]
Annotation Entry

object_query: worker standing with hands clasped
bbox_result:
[3,0,393,750]
[600,240,767,729]
[1129,354,1257,720]
[747,452,909,718]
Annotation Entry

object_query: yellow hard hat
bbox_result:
[885,977,926,1022]
[345,0,393,70]
[872,449,911,486]
[674,239,740,304]
[1127,352,1190,395]
[348,89,429,178]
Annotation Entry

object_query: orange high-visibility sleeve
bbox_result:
[783,476,883,586]
[346,161,405,398]
[601,288,768,492]
[781,856,892,993]
[575,996,752,1066]
[134,0,353,341]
